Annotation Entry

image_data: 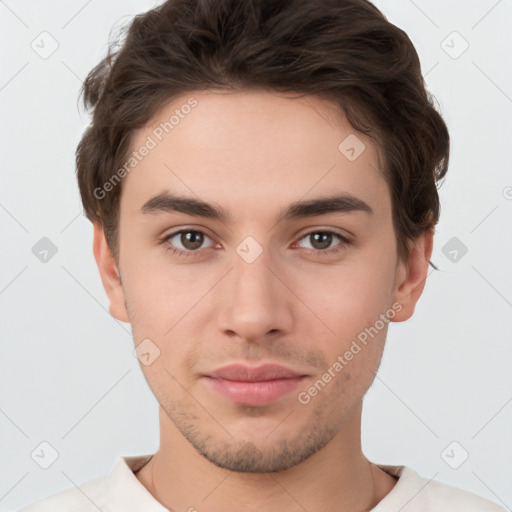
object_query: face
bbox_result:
[95,89,431,473]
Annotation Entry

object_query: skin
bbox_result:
[93,89,433,512]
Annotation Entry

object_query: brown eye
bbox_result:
[179,231,204,250]
[308,232,333,250]
[162,229,215,256]
[296,230,350,256]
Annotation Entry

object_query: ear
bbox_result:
[92,222,130,323]
[390,229,434,322]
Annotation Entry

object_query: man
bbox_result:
[19,0,506,510]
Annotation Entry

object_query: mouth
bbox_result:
[202,363,308,407]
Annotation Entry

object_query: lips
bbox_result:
[208,363,304,382]
[203,363,307,406]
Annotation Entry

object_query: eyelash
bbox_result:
[159,229,351,259]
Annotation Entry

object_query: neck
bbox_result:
[136,403,398,512]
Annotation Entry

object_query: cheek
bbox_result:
[287,252,396,381]
[121,259,214,380]
[122,249,211,329]
[295,260,395,330]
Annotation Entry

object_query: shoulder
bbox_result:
[16,454,156,512]
[375,465,507,512]
[424,476,507,511]
[17,474,109,512]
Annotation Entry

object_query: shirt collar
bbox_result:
[102,455,411,512]
[102,454,168,511]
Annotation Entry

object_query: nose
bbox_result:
[216,241,294,343]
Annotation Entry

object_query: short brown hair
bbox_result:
[76,0,449,265]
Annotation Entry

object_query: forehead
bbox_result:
[121,89,388,221]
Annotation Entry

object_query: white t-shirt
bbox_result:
[17,454,507,511]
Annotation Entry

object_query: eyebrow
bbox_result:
[140,190,373,223]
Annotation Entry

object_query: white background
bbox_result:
[1,0,511,510]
